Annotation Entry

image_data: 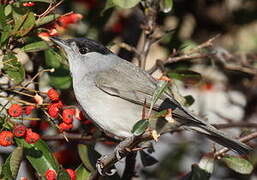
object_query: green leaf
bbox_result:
[76,164,91,180]
[36,14,60,27]
[1,24,11,45]
[16,12,35,36]
[112,0,141,8]
[4,5,12,16]
[3,52,25,84]
[10,147,24,178]
[57,169,71,180]
[150,80,168,112]
[101,0,115,15]
[198,154,214,174]
[185,164,211,180]
[21,41,49,52]
[0,5,6,27]
[15,138,59,179]
[131,119,149,136]
[20,0,54,3]
[44,49,63,68]
[49,66,72,89]
[184,95,195,106]
[1,147,24,179]
[168,70,202,85]
[160,0,173,13]
[78,144,100,172]
[221,155,253,174]
[140,150,158,167]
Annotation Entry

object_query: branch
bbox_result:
[213,122,257,129]
[148,35,219,74]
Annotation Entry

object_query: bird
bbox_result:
[50,37,252,155]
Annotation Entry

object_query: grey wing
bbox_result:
[95,61,170,109]
[94,61,201,124]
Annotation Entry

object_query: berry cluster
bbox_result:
[38,13,83,39]
[46,88,76,132]
[0,124,40,147]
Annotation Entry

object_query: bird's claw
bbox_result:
[96,154,117,176]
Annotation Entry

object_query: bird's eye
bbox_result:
[79,47,88,54]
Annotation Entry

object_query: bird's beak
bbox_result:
[49,37,71,50]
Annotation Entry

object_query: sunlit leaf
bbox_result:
[76,164,91,180]
[131,119,149,136]
[15,138,59,178]
[44,49,63,68]
[4,5,12,16]
[112,0,141,8]
[36,14,60,27]
[198,154,214,174]
[3,52,25,84]
[16,12,35,36]
[10,147,24,178]
[1,147,24,179]
[21,41,49,52]
[221,155,253,174]
[168,70,202,85]
[160,0,173,13]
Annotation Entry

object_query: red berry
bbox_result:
[62,109,75,124]
[25,129,40,144]
[66,169,76,180]
[59,122,73,132]
[52,100,63,109]
[8,104,22,117]
[47,88,60,101]
[20,177,28,180]
[58,13,83,28]
[22,2,35,7]
[45,169,57,180]
[13,124,27,137]
[0,131,13,147]
[25,105,36,115]
[48,104,59,119]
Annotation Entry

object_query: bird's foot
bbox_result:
[96,154,117,176]
[114,135,135,160]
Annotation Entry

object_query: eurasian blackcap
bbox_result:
[50,37,252,155]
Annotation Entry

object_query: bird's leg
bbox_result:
[114,135,135,159]
[96,135,136,176]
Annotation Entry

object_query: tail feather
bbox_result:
[187,124,252,155]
